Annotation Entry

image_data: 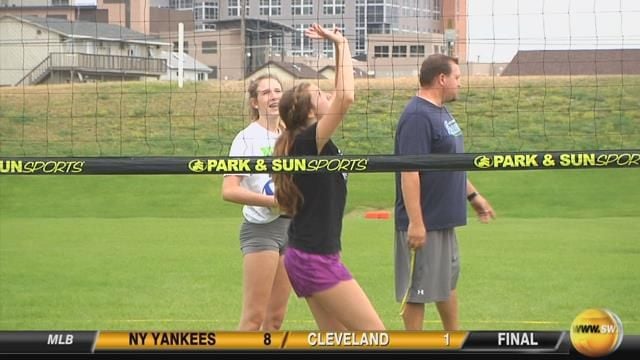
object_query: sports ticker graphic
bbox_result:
[1,328,637,356]
[0,330,588,354]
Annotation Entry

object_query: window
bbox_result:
[270,36,283,55]
[392,45,406,57]
[355,1,365,27]
[170,0,194,8]
[410,45,425,57]
[51,0,69,6]
[322,23,344,58]
[432,0,441,20]
[197,72,206,81]
[195,1,218,31]
[291,0,313,15]
[227,0,249,16]
[323,0,345,15]
[367,1,385,24]
[202,41,218,54]
[323,40,334,58]
[355,2,366,55]
[173,41,189,54]
[291,23,313,56]
[203,2,219,19]
[374,45,389,58]
[46,14,68,20]
[260,0,281,16]
[355,29,366,54]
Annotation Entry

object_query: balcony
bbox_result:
[16,53,167,86]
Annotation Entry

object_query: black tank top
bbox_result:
[287,123,347,254]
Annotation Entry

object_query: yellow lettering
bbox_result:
[502,156,514,168]
[272,159,282,171]
[0,161,23,173]
[513,155,526,167]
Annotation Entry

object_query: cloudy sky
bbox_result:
[468,0,640,63]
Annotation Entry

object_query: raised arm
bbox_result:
[305,24,355,153]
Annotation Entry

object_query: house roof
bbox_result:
[318,65,370,78]
[502,49,640,76]
[247,61,324,79]
[160,51,212,73]
[3,15,167,46]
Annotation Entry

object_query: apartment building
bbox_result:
[0,0,108,22]
[2,0,466,80]
[1,0,82,5]
[145,0,466,78]
[150,0,466,58]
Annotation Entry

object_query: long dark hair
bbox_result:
[273,83,313,215]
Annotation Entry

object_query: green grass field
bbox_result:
[1,77,638,332]
[1,170,639,332]
[2,76,640,156]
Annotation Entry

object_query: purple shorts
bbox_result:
[284,247,353,298]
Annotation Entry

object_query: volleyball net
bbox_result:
[0,0,639,173]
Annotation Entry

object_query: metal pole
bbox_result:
[178,22,184,88]
[240,0,246,79]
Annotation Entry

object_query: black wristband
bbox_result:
[467,191,478,202]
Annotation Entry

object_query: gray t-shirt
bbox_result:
[394,96,467,231]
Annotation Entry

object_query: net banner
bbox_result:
[1,150,639,175]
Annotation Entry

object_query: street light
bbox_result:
[444,29,456,57]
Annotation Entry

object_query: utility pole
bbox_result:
[124,0,131,29]
[178,22,184,88]
[240,0,246,79]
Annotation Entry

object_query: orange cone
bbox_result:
[364,210,391,220]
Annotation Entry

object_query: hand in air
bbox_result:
[304,23,346,44]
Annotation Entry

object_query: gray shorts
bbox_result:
[394,228,460,303]
[239,216,290,255]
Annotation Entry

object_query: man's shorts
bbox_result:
[394,228,460,303]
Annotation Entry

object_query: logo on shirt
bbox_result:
[260,146,274,156]
[262,178,275,195]
[445,119,462,136]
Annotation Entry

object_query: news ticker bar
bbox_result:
[1,150,639,175]
[0,331,573,353]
